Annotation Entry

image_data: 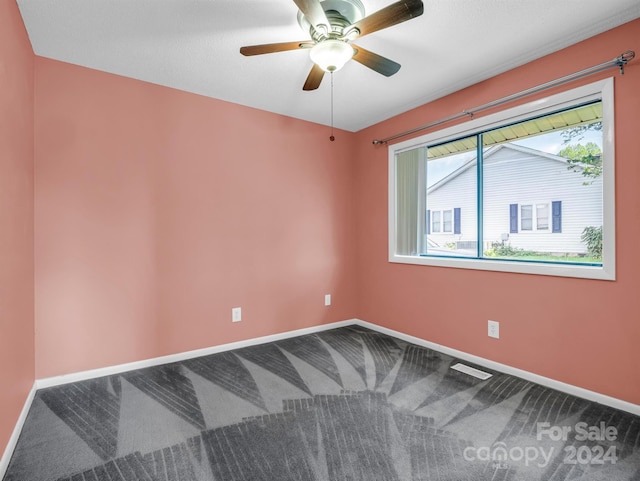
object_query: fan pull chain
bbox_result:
[329,72,335,141]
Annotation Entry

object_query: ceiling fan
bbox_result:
[240,0,424,91]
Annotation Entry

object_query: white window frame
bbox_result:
[442,209,453,233]
[517,202,550,233]
[520,204,534,231]
[388,78,615,281]
[432,210,441,233]
[535,203,549,231]
[430,209,453,234]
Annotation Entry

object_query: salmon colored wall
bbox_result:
[354,18,640,405]
[5,10,638,463]
[0,0,35,457]
[34,58,357,378]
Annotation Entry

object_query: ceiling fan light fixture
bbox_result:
[310,39,354,72]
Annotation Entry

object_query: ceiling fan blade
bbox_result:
[240,41,313,56]
[293,0,330,32]
[352,45,401,76]
[349,0,423,38]
[303,63,325,91]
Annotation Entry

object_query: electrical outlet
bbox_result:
[324,294,331,306]
[232,307,242,323]
[488,320,499,339]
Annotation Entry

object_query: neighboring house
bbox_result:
[425,143,603,255]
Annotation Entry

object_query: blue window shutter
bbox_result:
[454,208,461,234]
[426,210,431,234]
[509,204,518,233]
[552,201,562,233]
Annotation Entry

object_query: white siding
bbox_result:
[426,145,603,255]
[426,163,476,247]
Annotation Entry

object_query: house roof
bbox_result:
[427,143,574,193]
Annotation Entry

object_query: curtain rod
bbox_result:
[372,50,635,145]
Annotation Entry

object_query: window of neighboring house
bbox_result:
[389,78,615,280]
[515,203,550,231]
[428,209,454,234]
[432,211,441,232]
[521,205,533,231]
[442,210,453,233]
[511,202,561,234]
[536,204,549,230]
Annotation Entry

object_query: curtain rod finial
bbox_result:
[616,50,635,74]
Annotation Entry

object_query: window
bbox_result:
[515,203,551,231]
[432,211,441,232]
[536,204,549,230]
[389,79,615,280]
[428,209,454,234]
[521,205,533,231]
[443,210,453,233]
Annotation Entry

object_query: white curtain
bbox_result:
[395,147,426,255]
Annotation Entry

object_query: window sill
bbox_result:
[389,253,615,281]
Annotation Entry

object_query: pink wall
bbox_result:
[2,10,636,463]
[34,58,357,378]
[354,18,640,405]
[0,0,35,457]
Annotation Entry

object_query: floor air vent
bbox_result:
[450,362,493,380]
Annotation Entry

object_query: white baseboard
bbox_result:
[0,383,37,477]
[3,317,639,479]
[353,319,640,417]
[35,317,640,415]
[35,319,357,389]
[1,319,356,478]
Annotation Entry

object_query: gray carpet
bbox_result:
[3,325,640,481]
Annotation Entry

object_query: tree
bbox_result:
[561,122,602,144]
[560,123,603,258]
[558,142,602,184]
[581,226,602,260]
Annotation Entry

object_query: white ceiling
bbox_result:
[16,0,640,132]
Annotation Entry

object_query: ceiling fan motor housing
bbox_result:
[297,0,366,40]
